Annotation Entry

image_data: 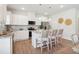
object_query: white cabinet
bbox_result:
[6,14,10,25]
[11,14,28,25]
[0,36,12,54]
[6,12,12,25]
[13,31,29,41]
[5,11,14,25]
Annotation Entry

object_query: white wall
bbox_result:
[50,8,76,40]
[0,5,7,31]
[76,9,79,33]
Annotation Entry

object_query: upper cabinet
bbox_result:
[11,14,28,25]
[5,12,12,25]
[10,12,36,25]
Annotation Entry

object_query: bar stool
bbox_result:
[49,29,57,51]
[56,29,63,45]
[36,30,50,53]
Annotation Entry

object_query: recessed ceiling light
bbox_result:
[21,7,25,10]
[60,5,64,8]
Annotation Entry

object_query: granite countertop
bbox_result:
[0,31,13,38]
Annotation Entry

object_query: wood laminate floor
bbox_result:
[13,39,76,54]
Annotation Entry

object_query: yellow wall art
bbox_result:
[58,17,64,24]
[65,18,72,25]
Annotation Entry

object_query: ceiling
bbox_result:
[7,4,79,15]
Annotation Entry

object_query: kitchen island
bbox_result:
[0,33,13,54]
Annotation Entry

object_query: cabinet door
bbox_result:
[5,11,12,25]
[6,14,11,25]
[12,14,28,25]
[0,37,11,54]
[14,31,29,41]
[12,15,20,25]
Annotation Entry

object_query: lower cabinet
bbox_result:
[13,31,29,41]
[0,36,12,54]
